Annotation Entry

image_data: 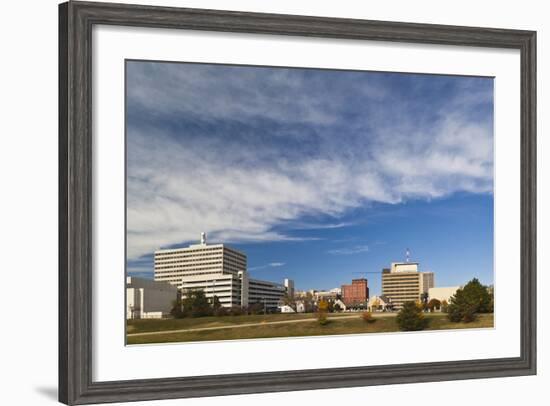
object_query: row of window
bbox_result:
[382,295,422,299]
[155,255,245,264]
[154,254,218,260]
[155,266,222,273]
[223,258,247,266]
[156,251,245,258]
[382,284,420,288]
[249,289,285,295]
[156,256,222,262]
[155,273,228,279]
[155,264,225,270]
[382,291,422,295]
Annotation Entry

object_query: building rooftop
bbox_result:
[155,233,246,256]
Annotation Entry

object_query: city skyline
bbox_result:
[129,192,493,295]
[126,60,494,295]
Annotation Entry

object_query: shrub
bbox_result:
[228,305,244,316]
[396,301,429,331]
[247,302,264,315]
[317,311,329,325]
[214,306,228,317]
[317,299,330,325]
[361,311,376,323]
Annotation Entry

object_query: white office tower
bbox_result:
[154,232,246,284]
[154,233,291,310]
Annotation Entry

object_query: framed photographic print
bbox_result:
[59,1,536,404]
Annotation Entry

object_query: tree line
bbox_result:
[170,289,274,318]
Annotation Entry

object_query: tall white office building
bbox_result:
[154,232,246,285]
[154,233,291,310]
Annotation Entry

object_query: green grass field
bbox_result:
[127,312,323,334]
[126,312,494,345]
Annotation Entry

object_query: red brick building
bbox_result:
[341,278,369,306]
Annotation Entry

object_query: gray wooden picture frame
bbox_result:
[59,1,537,404]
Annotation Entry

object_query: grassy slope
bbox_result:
[126,313,494,345]
[127,313,320,334]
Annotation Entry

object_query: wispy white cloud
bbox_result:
[327,245,370,255]
[127,62,388,127]
[287,221,356,230]
[126,63,493,261]
[249,262,286,271]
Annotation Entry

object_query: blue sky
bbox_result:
[126,60,494,295]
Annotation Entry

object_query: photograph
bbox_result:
[1,0,543,404]
[125,60,495,345]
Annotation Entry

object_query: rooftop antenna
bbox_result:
[406,248,410,263]
[201,232,206,245]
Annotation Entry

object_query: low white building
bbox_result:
[333,298,347,311]
[248,278,287,311]
[280,301,307,313]
[179,272,289,311]
[279,305,296,313]
[126,277,178,319]
[428,286,460,303]
[315,289,341,302]
[295,301,306,313]
[179,272,245,308]
[367,295,393,312]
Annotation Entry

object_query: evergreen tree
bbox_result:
[447,278,493,322]
[396,301,429,331]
